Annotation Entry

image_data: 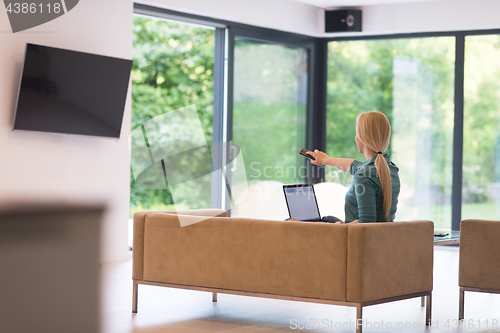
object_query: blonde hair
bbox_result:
[356,111,392,221]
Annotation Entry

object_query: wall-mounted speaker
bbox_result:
[325,9,362,32]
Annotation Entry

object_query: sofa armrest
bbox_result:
[132,209,227,280]
[459,219,500,290]
[346,221,434,303]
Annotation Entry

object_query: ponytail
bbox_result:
[374,153,392,221]
[357,112,392,221]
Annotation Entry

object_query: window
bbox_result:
[462,34,500,220]
[327,37,455,228]
[233,41,308,184]
[130,15,215,215]
[131,6,317,220]
[229,39,309,218]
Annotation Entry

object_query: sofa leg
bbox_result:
[212,292,217,302]
[426,292,432,325]
[459,287,464,320]
[356,305,363,333]
[132,281,138,313]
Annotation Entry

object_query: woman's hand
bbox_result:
[307,151,354,172]
[307,149,329,166]
[346,219,359,224]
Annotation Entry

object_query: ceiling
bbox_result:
[291,0,444,9]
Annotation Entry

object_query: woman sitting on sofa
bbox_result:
[308,111,400,224]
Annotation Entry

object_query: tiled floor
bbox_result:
[101,247,500,333]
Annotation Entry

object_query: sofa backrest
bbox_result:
[132,209,228,281]
[459,219,500,290]
[135,212,349,302]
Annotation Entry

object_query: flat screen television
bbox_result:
[13,43,132,138]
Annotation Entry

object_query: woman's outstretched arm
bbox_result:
[307,150,354,173]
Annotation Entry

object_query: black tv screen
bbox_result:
[13,43,132,138]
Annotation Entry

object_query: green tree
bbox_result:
[326,38,454,181]
[131,16,215,216]
[232,41,308,184]
[462,35,500,204]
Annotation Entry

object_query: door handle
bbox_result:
[230,143,237,172]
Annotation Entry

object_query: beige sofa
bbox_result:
[133,209,434,333]
[459,219,500,319]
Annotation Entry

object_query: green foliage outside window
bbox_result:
[463,35,500,208]
[327,36,500,224]
[131,16,215,216]
[326,38,455,188]
[233,41,308,185]
[326,38,456,227]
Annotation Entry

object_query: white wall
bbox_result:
[140,0,500,37]
[357,0,500,37]
[137,0,323,36]
[0,0,133,262]
[322,0,500,37]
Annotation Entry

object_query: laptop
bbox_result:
[283,184,321,221]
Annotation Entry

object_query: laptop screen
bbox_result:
[283,185,321,221]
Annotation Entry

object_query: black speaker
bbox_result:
[325,9,362,32]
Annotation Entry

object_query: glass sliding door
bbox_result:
[326,37,455,228]
[130,15,215,216]
[230,39,308,219]
[462,34,500,220]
